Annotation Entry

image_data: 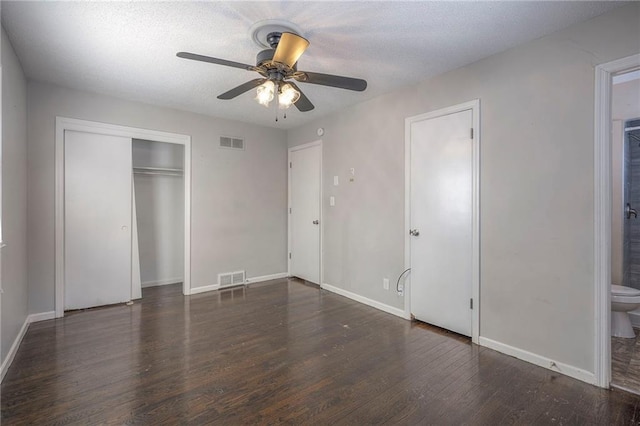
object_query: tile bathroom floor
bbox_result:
[612,328,640,394]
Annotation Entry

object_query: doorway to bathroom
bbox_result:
[610,69,640,393]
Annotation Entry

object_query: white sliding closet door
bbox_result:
[64,130,133,310]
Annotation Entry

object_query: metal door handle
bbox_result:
[627,203,638,219]
[313,220,319,225]
[409,229,420,236]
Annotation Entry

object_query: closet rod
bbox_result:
[133,170,183,177]
[133,166,183,172]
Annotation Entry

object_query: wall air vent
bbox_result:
[218,270,246,288]
[219,136,245,151]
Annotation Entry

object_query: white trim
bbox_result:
[1,317,29,382]
[180,273,289,296]
[287,140,323,286]
[245,272,288,284]
[321,282,408,319]
[141,278,183,288]
[404,99,481,344]
[594,54,640,389]
[55,117,192,313]
[28,311,56,323]
[630,311,640,328]
[1,311,56,382]
[189,284,221,295]
[479,337,596,385]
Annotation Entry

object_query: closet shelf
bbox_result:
[133,166,183,176]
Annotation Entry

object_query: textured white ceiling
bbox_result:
[2,1,625,129]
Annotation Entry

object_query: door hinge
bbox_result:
[289,162,292,168]
[470,298,473,309]
[470,128,474,140]
[289,207,291,214]
[289,253,291,259]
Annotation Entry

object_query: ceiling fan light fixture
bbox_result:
[255,80,275,107]
[278,83,300,109]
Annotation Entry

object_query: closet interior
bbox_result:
[132,139,185,293]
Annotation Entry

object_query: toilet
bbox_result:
[611,284,640,338]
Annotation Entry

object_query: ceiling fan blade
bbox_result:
[273,33,309,68]
[287,82,314,112]
[177,52,258,72]
[217,78,267,100]
[294,71,367,92]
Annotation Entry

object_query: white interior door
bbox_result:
[64,130,132,310]
[410,110,473,336]
[289,143,321,284]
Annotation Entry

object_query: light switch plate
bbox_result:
[333,176,339,186]
[330,196,335,206]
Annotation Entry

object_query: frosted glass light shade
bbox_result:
[278,83,300,109]
[255,80,275,107]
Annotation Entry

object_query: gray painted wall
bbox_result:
[1,26,28,362]
[27,82,288,313]
[288,4,640,373]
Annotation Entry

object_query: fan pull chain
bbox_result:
[275,82,279,122]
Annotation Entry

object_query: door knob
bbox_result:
[312,220,319,225]
[409,229,420,236]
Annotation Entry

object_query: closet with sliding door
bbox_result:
[62,131,185,311]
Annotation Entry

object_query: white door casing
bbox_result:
[405,100,480,343]
[594,54,640,388]
[288,141,322,284]
[64,131,132,309]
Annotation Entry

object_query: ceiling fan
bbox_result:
[177,31,367,112]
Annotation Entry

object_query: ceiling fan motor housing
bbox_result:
[256,49,275,67]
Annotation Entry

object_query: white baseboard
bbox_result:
[479,336,596,386]
[245,272,288,284]
[189,273,288,295]
[188,284,220,295]
[1,311,56,382]
[141,277,183,288]
[28,311,56,323]
[321,282,407,319]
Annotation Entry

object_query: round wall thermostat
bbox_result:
[317,128,324,136]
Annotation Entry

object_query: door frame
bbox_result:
[55,117,192,318]
[404,99,480,344]
[594,54,640,388]
[287,140,323,285]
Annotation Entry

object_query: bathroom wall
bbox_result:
[624,125,631,286]
[627,123,640,290]
[612,78,640,287]
[611,77,640,285]
[612,119,624,285]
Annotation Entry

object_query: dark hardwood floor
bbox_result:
[2,279,640,425]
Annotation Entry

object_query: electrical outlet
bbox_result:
[397,284,404,296]
[383,278,389,290]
